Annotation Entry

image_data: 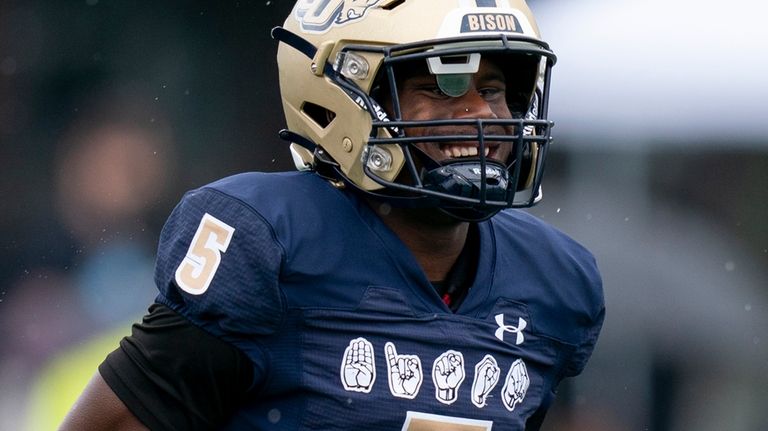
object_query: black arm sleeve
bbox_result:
[99,303,254,431]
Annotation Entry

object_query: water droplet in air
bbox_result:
[267,409,281,423]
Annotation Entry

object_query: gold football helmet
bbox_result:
[274,0,556,221]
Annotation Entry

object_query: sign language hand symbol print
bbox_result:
[471,355,501,408]
[341,338,376,393]
[501,359,530,411]
[385,342,423,399]
[432,350,466,404]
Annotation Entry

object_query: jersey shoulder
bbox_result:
[492,209,602,294]
[493,209,597,264]
[154,171,340,338]
[491,209,605,376]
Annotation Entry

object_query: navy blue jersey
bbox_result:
[152,171,604,430]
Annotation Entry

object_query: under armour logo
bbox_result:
[494,314,527,345]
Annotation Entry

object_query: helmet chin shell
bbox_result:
[423,160,509,202]
[276,0,555,215]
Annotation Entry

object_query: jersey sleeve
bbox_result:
[153,186,285,341]
[561,251,605,378]
[97,184,287,429]
[99,303,255,431]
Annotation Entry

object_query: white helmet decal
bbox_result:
[294,0,384,33]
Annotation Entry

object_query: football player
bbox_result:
[60,0,604,430]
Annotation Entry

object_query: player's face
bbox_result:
[394,57,515,164]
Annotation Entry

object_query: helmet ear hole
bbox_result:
[301,101,337,129]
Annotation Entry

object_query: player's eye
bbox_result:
[425,85,448,98]
[478,83,506,101]
[420,84,449,98]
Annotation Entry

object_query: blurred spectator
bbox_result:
[0,90,175,431]
[53,96,173,326]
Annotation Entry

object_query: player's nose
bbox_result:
[453,89,496,119]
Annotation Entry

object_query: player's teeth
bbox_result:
[484,147,490,157]
[440,145,483,158]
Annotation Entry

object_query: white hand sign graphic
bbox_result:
[432,350,466,404]
[340,337,376,393]
[501,358,529,411]
[471,355,501,408]
[385,342,423,399]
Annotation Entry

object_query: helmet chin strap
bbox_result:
[368,145,510,221]
[422,159,509,199]
[421,159,510,220]
[406,144,509,201]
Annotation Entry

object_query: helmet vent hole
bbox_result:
[302,102,336,129]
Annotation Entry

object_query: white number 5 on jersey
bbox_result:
[175,213,235,295]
